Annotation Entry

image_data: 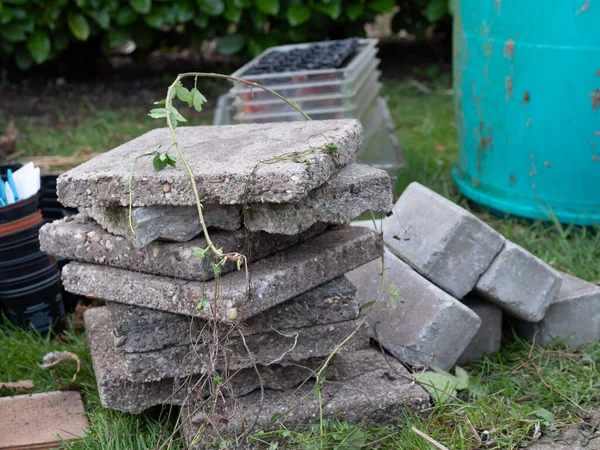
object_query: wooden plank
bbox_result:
[0,391,89,449]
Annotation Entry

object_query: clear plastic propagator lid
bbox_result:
[230,38,379,92]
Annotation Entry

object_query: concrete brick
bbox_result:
[61,226,382,323]
[81,204,242,248]
[57,120,362,207]
[84,307,323,414]
[107,276,360,353]
[475,240,562,322]
[381,182,505,299]
[40,214,325,282]
[107,317,369,382]
[511,272,600,347]
[245,163,392,235]
[181,348,431,448]
[345,248,481,370]
[457,297,502,365]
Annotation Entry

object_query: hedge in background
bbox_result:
[0,0,398,70]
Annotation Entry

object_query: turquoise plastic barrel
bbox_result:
[452,0,600,225]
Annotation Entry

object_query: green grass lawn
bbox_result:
[1,77,599,449]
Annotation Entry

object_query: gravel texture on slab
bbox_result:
[84,307,326,414]
[107,276,360,353]
[245,163,393,235]
[40,214,326,282]
[57,120,362,207]
[61,226,382,323]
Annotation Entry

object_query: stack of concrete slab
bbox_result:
[40,119,431,446]
[348,182,600,370]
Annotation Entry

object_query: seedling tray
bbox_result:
[230,39,378,92]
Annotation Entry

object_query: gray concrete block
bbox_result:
[345,248,482,370]
[109,317,369,382]
[84,307,324,414]
[512,272,600,347]
[245,163,392,235]
[107,276,360,353]
[57,120,362,207]
[181,348,431,448]
[382,182,505,299]
[61,226,382,323]
[457,297,502,365]
[82,203,242,248]
[40,214,325,282]
[475,240,562,322]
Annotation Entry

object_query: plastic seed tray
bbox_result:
[354,97,405,176]
[230,38,378,92]
[229,79,381,124]
[233,69,381,117]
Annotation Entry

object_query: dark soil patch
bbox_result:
[0,37,451,120]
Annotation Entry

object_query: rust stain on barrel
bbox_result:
[505,77,513,100]
[504,39,515,60]
[522,91,531,106]
[590,89,600,110]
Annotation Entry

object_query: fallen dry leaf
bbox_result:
[40,351,81,383]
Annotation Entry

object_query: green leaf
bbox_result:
[107,28,130,49]
[67,12,91,40]
[287,3,311,26]
[224,0,242,22]
[193,247,210,260]
[367,0,394,13]
[14,46,33,70]
[26,30,51,64]
[413,371,458,404]
[143,8,163,28]
[152,153,168,172]
[174,0,195,22]
[170,106,187,123]
[115,7,138,25]
[87,9,110,28]
[426,0,448,22]
[165,154,177,167]
[234,0,251,6]
[176,84,192,103]
[191,88,207,111]
[216,33,245,55]
[388,284,402,309]
[196,0,224,16]
[255,0,279,15]
[314,0,341,19]
[249,9,266,30]
[148,108,167,118]
[0,7,14,25]
[193,15,208,28]
[0,23,27,42]
[345,3,364,20]
[534,408,555,425]
[129,0,151,14]
[453,366,469,391]
[247,35,277,57]
[359,300,375,312]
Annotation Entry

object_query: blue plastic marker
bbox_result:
[6,169,19,202]
[0,177,5,206]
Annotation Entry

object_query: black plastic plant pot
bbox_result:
[0,251,54,282]
[0,220,45,262]
[0,266,66,334]
[0,194,40,225]
[0,164,23,179]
